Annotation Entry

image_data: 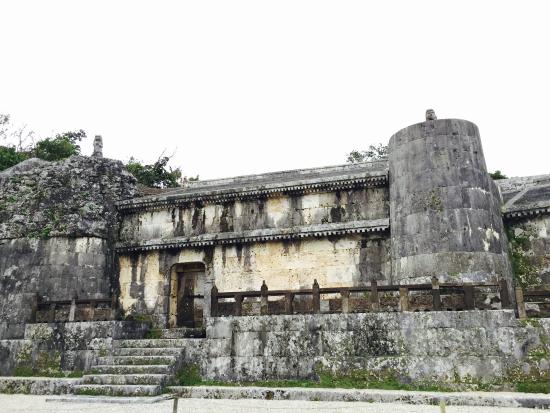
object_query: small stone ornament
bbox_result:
[92,135,103,158]
[425,109,437,121]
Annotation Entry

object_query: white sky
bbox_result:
[1,0,549,180]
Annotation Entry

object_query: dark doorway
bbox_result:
[174,263,205,328]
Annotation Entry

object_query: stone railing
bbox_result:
[210,278,512,317]
[31,295,117,323]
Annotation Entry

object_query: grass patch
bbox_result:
[173,367,455,392]
[145,329,163,339]
[172,365,550,394]
[203,373,455,392]
[516,381,550,394]
[75,389,125,397]
[13,367,84,378]
[174,365,204,386]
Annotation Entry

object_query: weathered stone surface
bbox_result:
[388,119,512,283]
[0,155,136,240]
[0,377,78,395]
[199,311,549,383]
[0,321,148,375]
[169,385,550,409]
[0,237,111,337]
[0,155,137,339]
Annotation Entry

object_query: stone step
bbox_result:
[73,384,161,397]
[97,355,178,365]
[93,364,172,375]
[153,327,206,339]
[81,374,168,386]
[113,347,184,357]
[116,338,199,348]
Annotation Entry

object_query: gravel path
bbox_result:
[0,394,541,413]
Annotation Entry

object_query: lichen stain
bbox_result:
[282,240,290,255]
[158,249,180,274]
[129,253,139,283]
[191,202,205,234]
[220,203,234,233]
[174,208,185,237]
[243,245,252,271]
[330,206,346,223]
[203,246,215,267]
[236,244,243,263]
[221,246,227,267]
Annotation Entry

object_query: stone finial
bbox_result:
[92,135,103,158]
[425,109,437,121]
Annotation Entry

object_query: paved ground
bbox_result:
[0,394,542,413]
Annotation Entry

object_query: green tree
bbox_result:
[346,144,388,163]
[0,145,29,171]
[126,155,183,188]
[33,130,86,161]
[489,170,507,180]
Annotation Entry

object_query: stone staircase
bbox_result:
[73,328,205,397]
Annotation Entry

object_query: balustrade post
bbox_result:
[516,287,527,320]
[312,279,320,314]
[110,294,117,320]
[260,281,268,315]
[49,303,56,323]
[234,294,243,316]
[210,284,219,317]
[370,280,380,311]
[341,289,350,313]
[431,276,441,311]
[399,287,409,312]
[464,284,475,310]
[499,279,511,309]
[285,292,294,315]
[89,301,96,321]
[69,298,77,322]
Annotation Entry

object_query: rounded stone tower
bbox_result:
[388,114,512,284]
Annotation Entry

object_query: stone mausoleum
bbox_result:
[2,112,550,396]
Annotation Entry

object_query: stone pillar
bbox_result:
[388,114,512,284]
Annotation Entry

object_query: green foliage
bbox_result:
[145,329,162,339]
[346,144,388,163]
[0,116,86,171]
[505,225,543,288]
[0,145,29,171]
[490,170,508,180]
[13,350,67,378]
[175,364,204,386]
[1,114,197,182]
[179,367,454,392]
[33,130,85,161]
[126,155,183,188]
[516,380,550,393]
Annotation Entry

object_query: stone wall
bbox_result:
[389,119,512,284]
[118,187,389,246]
[201,310,550,384]
[0,156,137,339]
[505,215,550,285]
[0,321,147,375]
[0,237,110,339]
[118,233,391,327]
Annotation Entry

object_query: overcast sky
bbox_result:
[1,1,549,180]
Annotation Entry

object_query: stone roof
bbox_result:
[117,160,389,212]
[498,174,550,219]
